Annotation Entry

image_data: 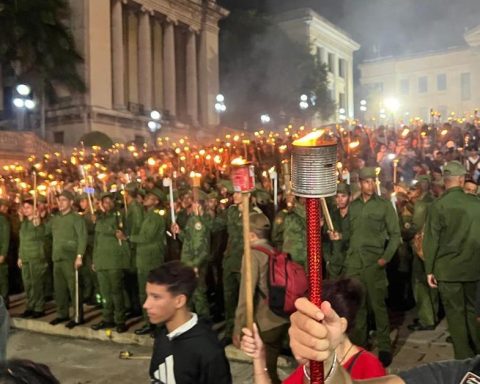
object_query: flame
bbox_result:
[441,129,448,136]
[231,157,247,166]
[293,130,330,147]
[349,141,360,149]
[401,128,410,137]
[147,157,156,166]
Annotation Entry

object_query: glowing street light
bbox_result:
[384,97,400,113]
[13,98,25,108]
[16,84,31,96]
[215,94,226,114]
[260,114,271,124]
[150,110,161,120]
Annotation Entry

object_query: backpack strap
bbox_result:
[251,245,275,257]
[345,350,364,374]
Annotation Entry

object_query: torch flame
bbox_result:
[293,130,334,147]
[231,157,247,166]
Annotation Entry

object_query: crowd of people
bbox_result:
[0,118,479,383]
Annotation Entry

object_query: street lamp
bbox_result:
[147,110,162,146]
[359,99,367,124]
[384,97,400,128]
[260,114,271,124]
[338,108,346,122]
[13,83,35,131]
[215,94,227,114]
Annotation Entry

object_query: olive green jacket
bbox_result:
[424,187,480,281]
[0,214,9,258]
[46,211,87,262]
[179,214,211,268]
[93,210,130,270]
[271,209,288,250]
[19,220,45,262]
[282,204,306,268]
[129,207,166,270]
[345,194,401,269]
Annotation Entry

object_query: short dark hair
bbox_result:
[147,261,197,301]
[323,278,364,334]
[0,359,60,384]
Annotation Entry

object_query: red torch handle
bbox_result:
[306,197,324,384]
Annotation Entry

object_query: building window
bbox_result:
[53,131,64,144]
[418,76,428,93]
[461,73,471,101]
[400,79,409,95]
[339,93,346,109]
[437,74,447,91]
[328,53,335,74]
[338,59,346,78]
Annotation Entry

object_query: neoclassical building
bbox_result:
[359,25,480,122]
[1,0,229,146]
[275,8,360,121]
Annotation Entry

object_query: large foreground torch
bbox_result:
[231,157,256,330]
[291,130,337,384]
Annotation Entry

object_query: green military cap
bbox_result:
[197,190,208,201]
[358,167,378,180]
[179,188,192,199]
[207,191,219,200]
[253,189,272,205]
[37,195,47,204]
[249,212,271,231]
[100,191,114,200]
[336,182,351,195]
[125,182,139,193]
[217,179,234,193]
[432,179,445,187]
[415,174,432,183]
[443,161,467,177]
[147,187,166,202]
[76,192,89,202]
[59,190,75,201]
[138,188,147,197]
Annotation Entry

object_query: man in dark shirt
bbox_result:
[145,261,232,384]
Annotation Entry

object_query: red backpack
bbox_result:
[252,245,308,318]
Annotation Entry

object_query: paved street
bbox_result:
[6,309,454,383]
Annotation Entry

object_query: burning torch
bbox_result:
[230,157,256,331]
[291,130,338,384]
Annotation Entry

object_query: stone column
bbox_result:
[111,0,125,109]
[347,58,354,118]
[138,8,153,112]
[198,24,220,127]
[163,20,176,117]
[152,19,164,109]
[186,29,198,125]
[127,10,139,105]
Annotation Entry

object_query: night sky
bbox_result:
[220,0,480,60]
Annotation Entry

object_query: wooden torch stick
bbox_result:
[241,192,254,330]
[33,171,37,217]
[320,198,334,232]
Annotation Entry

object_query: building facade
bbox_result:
[275,8,360,121]
[1,0,228,146]
[359,25,480,123]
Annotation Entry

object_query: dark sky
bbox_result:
[236,0,480,59]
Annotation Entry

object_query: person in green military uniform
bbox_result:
[77,193,98,306]
[407,175,438,331]
[90,192,130,333]
[172,198,211,319]
[271,194,295,250]
[18,199,47,318]
[326,183,351,279]
[45,190,87,329]
[282,197,307,268]
[0,200,10,306]
[123,182,144,318]
[117,188,166,335]
[344,167,401,367]
[212,191,261,344]
[424,161,480,359]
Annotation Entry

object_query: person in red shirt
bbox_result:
[241,278,386,383]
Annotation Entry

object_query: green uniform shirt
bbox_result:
[19,219,46,262]
[179,214,211,268]
[126,200,144,238]
[411,192,434,234]
[271,209,288,250]
[129,207,166,270]
[345,193,401,269]
[0,214,10,257]
[46,211,87,262]
[424,187,480,281]
[93,210,130,270]
[282,205,307,267]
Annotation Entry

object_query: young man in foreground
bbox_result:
[145,261,232,384]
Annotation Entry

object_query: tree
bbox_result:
[218,3,335,128]
[0,0,85,104]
